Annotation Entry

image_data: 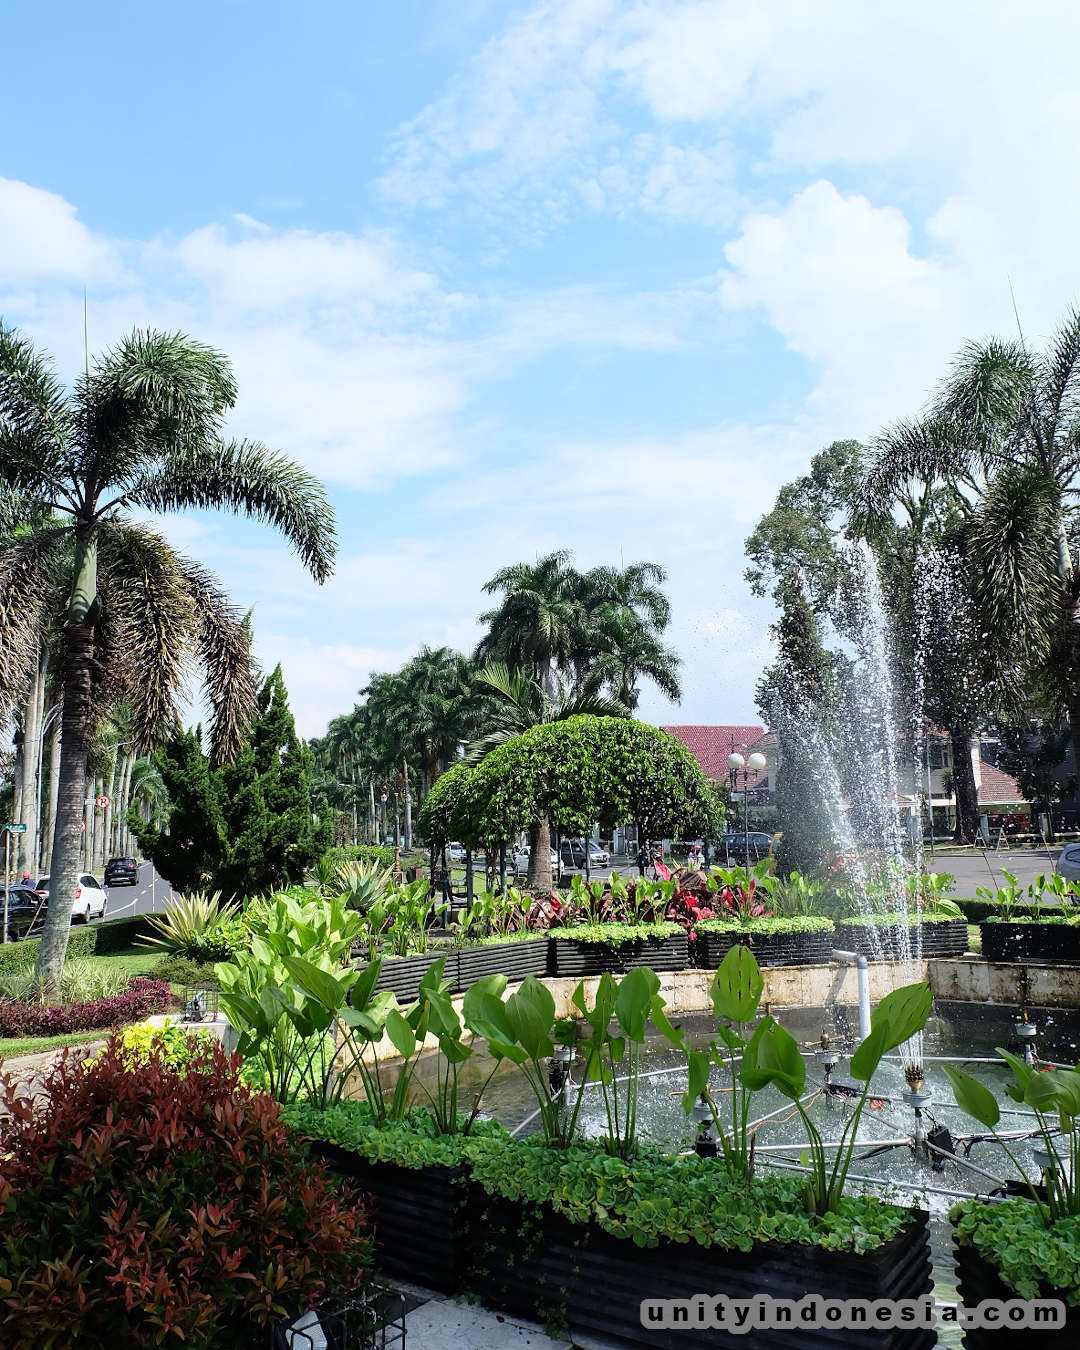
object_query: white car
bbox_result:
[35,873,108,924]
[513,846,559,876]
[447,842,468,864]
[1058,844,1080,883]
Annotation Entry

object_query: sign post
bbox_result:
[2,824,27,944]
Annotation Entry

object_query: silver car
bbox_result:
[1057,843,1080,882]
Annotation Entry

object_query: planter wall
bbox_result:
[953,1237,1076,1347]
[456,938,550,986]
[469,1199,933,1349]
[310,1144,470,1294]
[979,922,1080,964]
[549,932,689,977]
[834,923,908,961]
[911,918,969,958]
[697,927,835,969]
[371,950,459,1002]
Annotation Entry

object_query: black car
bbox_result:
[720,831,773,864]
[104,856,139,886]
[0,885,46,941]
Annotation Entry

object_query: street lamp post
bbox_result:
[728,751,768,866]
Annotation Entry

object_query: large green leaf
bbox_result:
[615,966,660,1043]
[739,1016,805,1099]
[710,944,764,1023]
[850,981,932,1080]
[943,1065,1000,1128]
[281,954,348,1013]
[682,1049,711,1115]
[385,1007,417,1059]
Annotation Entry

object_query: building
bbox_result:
[663,724,1028,833]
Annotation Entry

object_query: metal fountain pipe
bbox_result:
[831,949,871,1040]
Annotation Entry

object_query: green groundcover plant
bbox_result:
[467,1134,910,1252]
[951,1200,1080,1304]
[695,915,835,936]
[547,920,682,947]
[281,1100,509,1169]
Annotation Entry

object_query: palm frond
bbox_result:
[1042,306,1080,454]
[0,323,76,504]
[97,521,197,751]
[0,527,67,724]
[966,466,1063,661]
[173,556,257,765]
[75,329,237,487]
[125,438,336,583]
[935,337,1033,460]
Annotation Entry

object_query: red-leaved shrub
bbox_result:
[0,976,173,1037]
[0,1038,371,1348]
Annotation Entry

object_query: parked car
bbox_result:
[104,856,139,886]
[719,831,773,864]
[0,885,47,941]
[447,842,468,864]
[35,873,108,924]
[1057,843,1080,883]
[513,845,559,876]
[559,839,610,870]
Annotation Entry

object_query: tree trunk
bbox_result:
[18,657,45,874]
[527,815,553,893]
[102,745,118,866]
[950,730,980,844]
[35,621,96,988]
[368,779,376,845]
[43,707,61,871]
[403,758,412,852]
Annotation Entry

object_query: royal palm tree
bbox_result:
[466,662,628,891]
[0,324,335,986]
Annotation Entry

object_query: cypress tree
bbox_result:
[128,727,228,893]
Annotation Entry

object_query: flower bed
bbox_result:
[0,977,172,1038]
[548,922,688,976]
[696,915,836,968]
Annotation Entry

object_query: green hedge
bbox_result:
[549,921,682,947]
[92,914,160,953]
[0,927,98,974]
[839,912,960,928]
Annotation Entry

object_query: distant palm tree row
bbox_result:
[310,550,681,861]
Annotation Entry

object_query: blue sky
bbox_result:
[6,0,1080,735]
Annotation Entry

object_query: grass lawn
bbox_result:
[87,948,162,979]
[0,1028,107,1061]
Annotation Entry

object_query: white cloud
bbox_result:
[0,177,118,284]
[255,633,415,737]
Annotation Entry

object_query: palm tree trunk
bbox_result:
[102,746,118,866]
[527,815,553,892]
[403,757,412,852]
[36,619,96,986]
[43,707,61,871]
[36,532,98,989]
[950,730,980,844]
[17,656,45,875]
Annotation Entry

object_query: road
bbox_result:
[922,847,1063,896]
[100,859,177,921]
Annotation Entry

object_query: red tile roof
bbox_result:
[979,761,1026,804]
[661,725,769,784]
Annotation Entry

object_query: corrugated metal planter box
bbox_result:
[953,1234,1076,1347]
[469,1199,933,1349]
[697,926,835,968]
[310,1142,470,1294]
[456,937,550,986]
[979,921,1080,964]
[549,931,688,977]
[371,950,459,1002]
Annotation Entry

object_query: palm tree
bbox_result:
[466,662,628,891]
[862,309,1080,771]
[477,550,585,695]
[0,324,335,986]
[589,609,681,711]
